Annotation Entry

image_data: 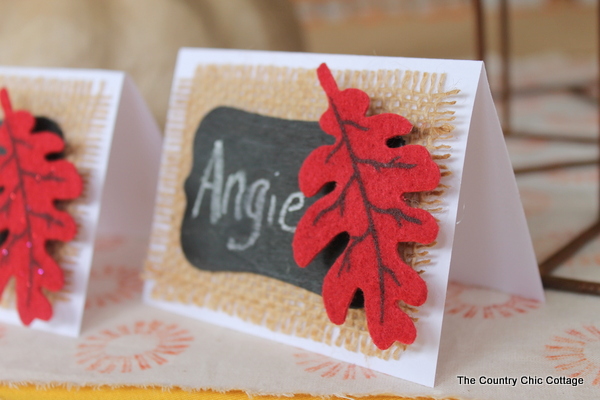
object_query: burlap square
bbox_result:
[145,65,458,359]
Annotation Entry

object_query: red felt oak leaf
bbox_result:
[0,88,82,325]
[293,64,440,349]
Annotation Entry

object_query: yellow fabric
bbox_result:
[0,386,448,400]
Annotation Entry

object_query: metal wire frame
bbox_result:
[472,0,600,295]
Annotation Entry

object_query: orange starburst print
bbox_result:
[94,235,125,252]
[546,325,600,386]
[564,251,600,269]
[547,167,598,184]
[294,352,377,380]
[76,320,193,374]
[85,265,142,309]
[445,282,539,319]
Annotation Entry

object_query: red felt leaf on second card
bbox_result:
[293,64,440,349]
[0,88,82,325]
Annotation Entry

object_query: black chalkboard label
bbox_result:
[181,106,340,295]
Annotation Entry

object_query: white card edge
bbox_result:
[0,67,126,337]
[448,66,545,303]
[144,49,485,387]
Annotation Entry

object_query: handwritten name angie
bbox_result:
[190,140,305,251]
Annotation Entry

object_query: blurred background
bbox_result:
[297,0,594,60]
[0,0,598,278]
[0,0,595,129]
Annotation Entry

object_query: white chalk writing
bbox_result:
[191,140,305,251]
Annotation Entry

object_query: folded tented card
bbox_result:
[0,67,162,337]
[143,48,544,387]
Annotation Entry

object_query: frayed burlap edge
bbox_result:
[0,76,110,309]
[145,65,458,361]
